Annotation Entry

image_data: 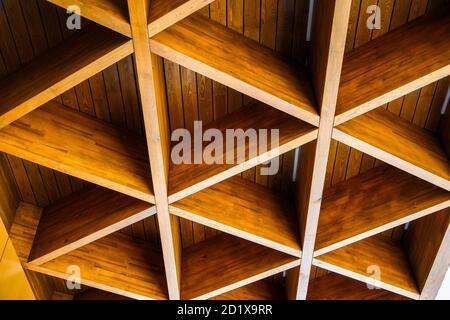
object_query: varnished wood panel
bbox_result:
[0,24,133,128]
[0,101,155,202]
[48,0,132,36]
[29,186,156,265]
[334,108,450,191]
[171,175,301,257]
[315,165,450,256]
[26,232,168,300]
[211,278,285,300]
[335,12,450,125]
[181,233,300,300]
[307,273,407,300]
[315,235,420,299]
[168,103,318,202]
[404,209,450,299]
[149,0,214,37]
[150,13,319,125]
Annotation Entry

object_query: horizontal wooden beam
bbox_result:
[314,235,420,300]
[170,176,301,257]
[181,233,300,300]
[48,0,132,37]
[334,108,450,191]
[29,186,156,265]
[168,103,318,202]
[335,13,450,125]
[0,101,155,203]
[307,273,408,300]
[0,25,133,129]
[148,0,214,37]
[315,165,450,256]
[25,232,168,300]
[150,14,320,126]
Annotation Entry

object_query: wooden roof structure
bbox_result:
[0,0,449,300]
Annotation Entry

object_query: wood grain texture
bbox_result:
[9,202,42,263]
[48,0,131,37]
[75,289,131,300]
[315,235,420,299]
[334,108,450,191]
[210,278,285,300]
[335,13,450,124]
[0,101,154,203]
[149,0,214,37]
[150,13,319,126]
[292,0,352,299]
[168,102,318,202]
[315,165,450,256]
[307,273,407,300]
[170,175,301,257]
[0,25,133,128]
[181,233,300,300]
[404,209,450,299]
[128,0,182,299]
[25,232,168,300]
[29,186,156,265]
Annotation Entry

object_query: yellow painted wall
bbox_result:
[0,220,35,300]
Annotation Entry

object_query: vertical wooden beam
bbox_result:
[128,0,181,299]
[287,0,352,299]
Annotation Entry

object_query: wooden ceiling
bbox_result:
[0,0,449,300]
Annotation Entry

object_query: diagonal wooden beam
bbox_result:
[47,0,132,37]
[0,25,133,129]
[128,0,182,300]
[286,0,352,300]
[148,0,214,37]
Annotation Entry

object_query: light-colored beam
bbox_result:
[128,0,182,300]
[287,0,352,300]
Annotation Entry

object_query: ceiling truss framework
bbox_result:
[0,0,449,300]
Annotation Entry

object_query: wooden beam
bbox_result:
[0,25,133,129]
[334,108,450,191]
[181,233,300,300]
[0,101,155,203]
[404,208,450,299]
[25,232,168,300]
[150,14,320,126]
[168,103,318,202]
[307,273,408,300]
[335,12,450,125]
[148,0,214,37]
[170,175,301,257]
[210,278,285,300]
[314,235,420,300]
[48,0,132,37]
[288,0,352,300]
[128,0,182,300]
[28,186,156,265]
[315,165,450,256]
